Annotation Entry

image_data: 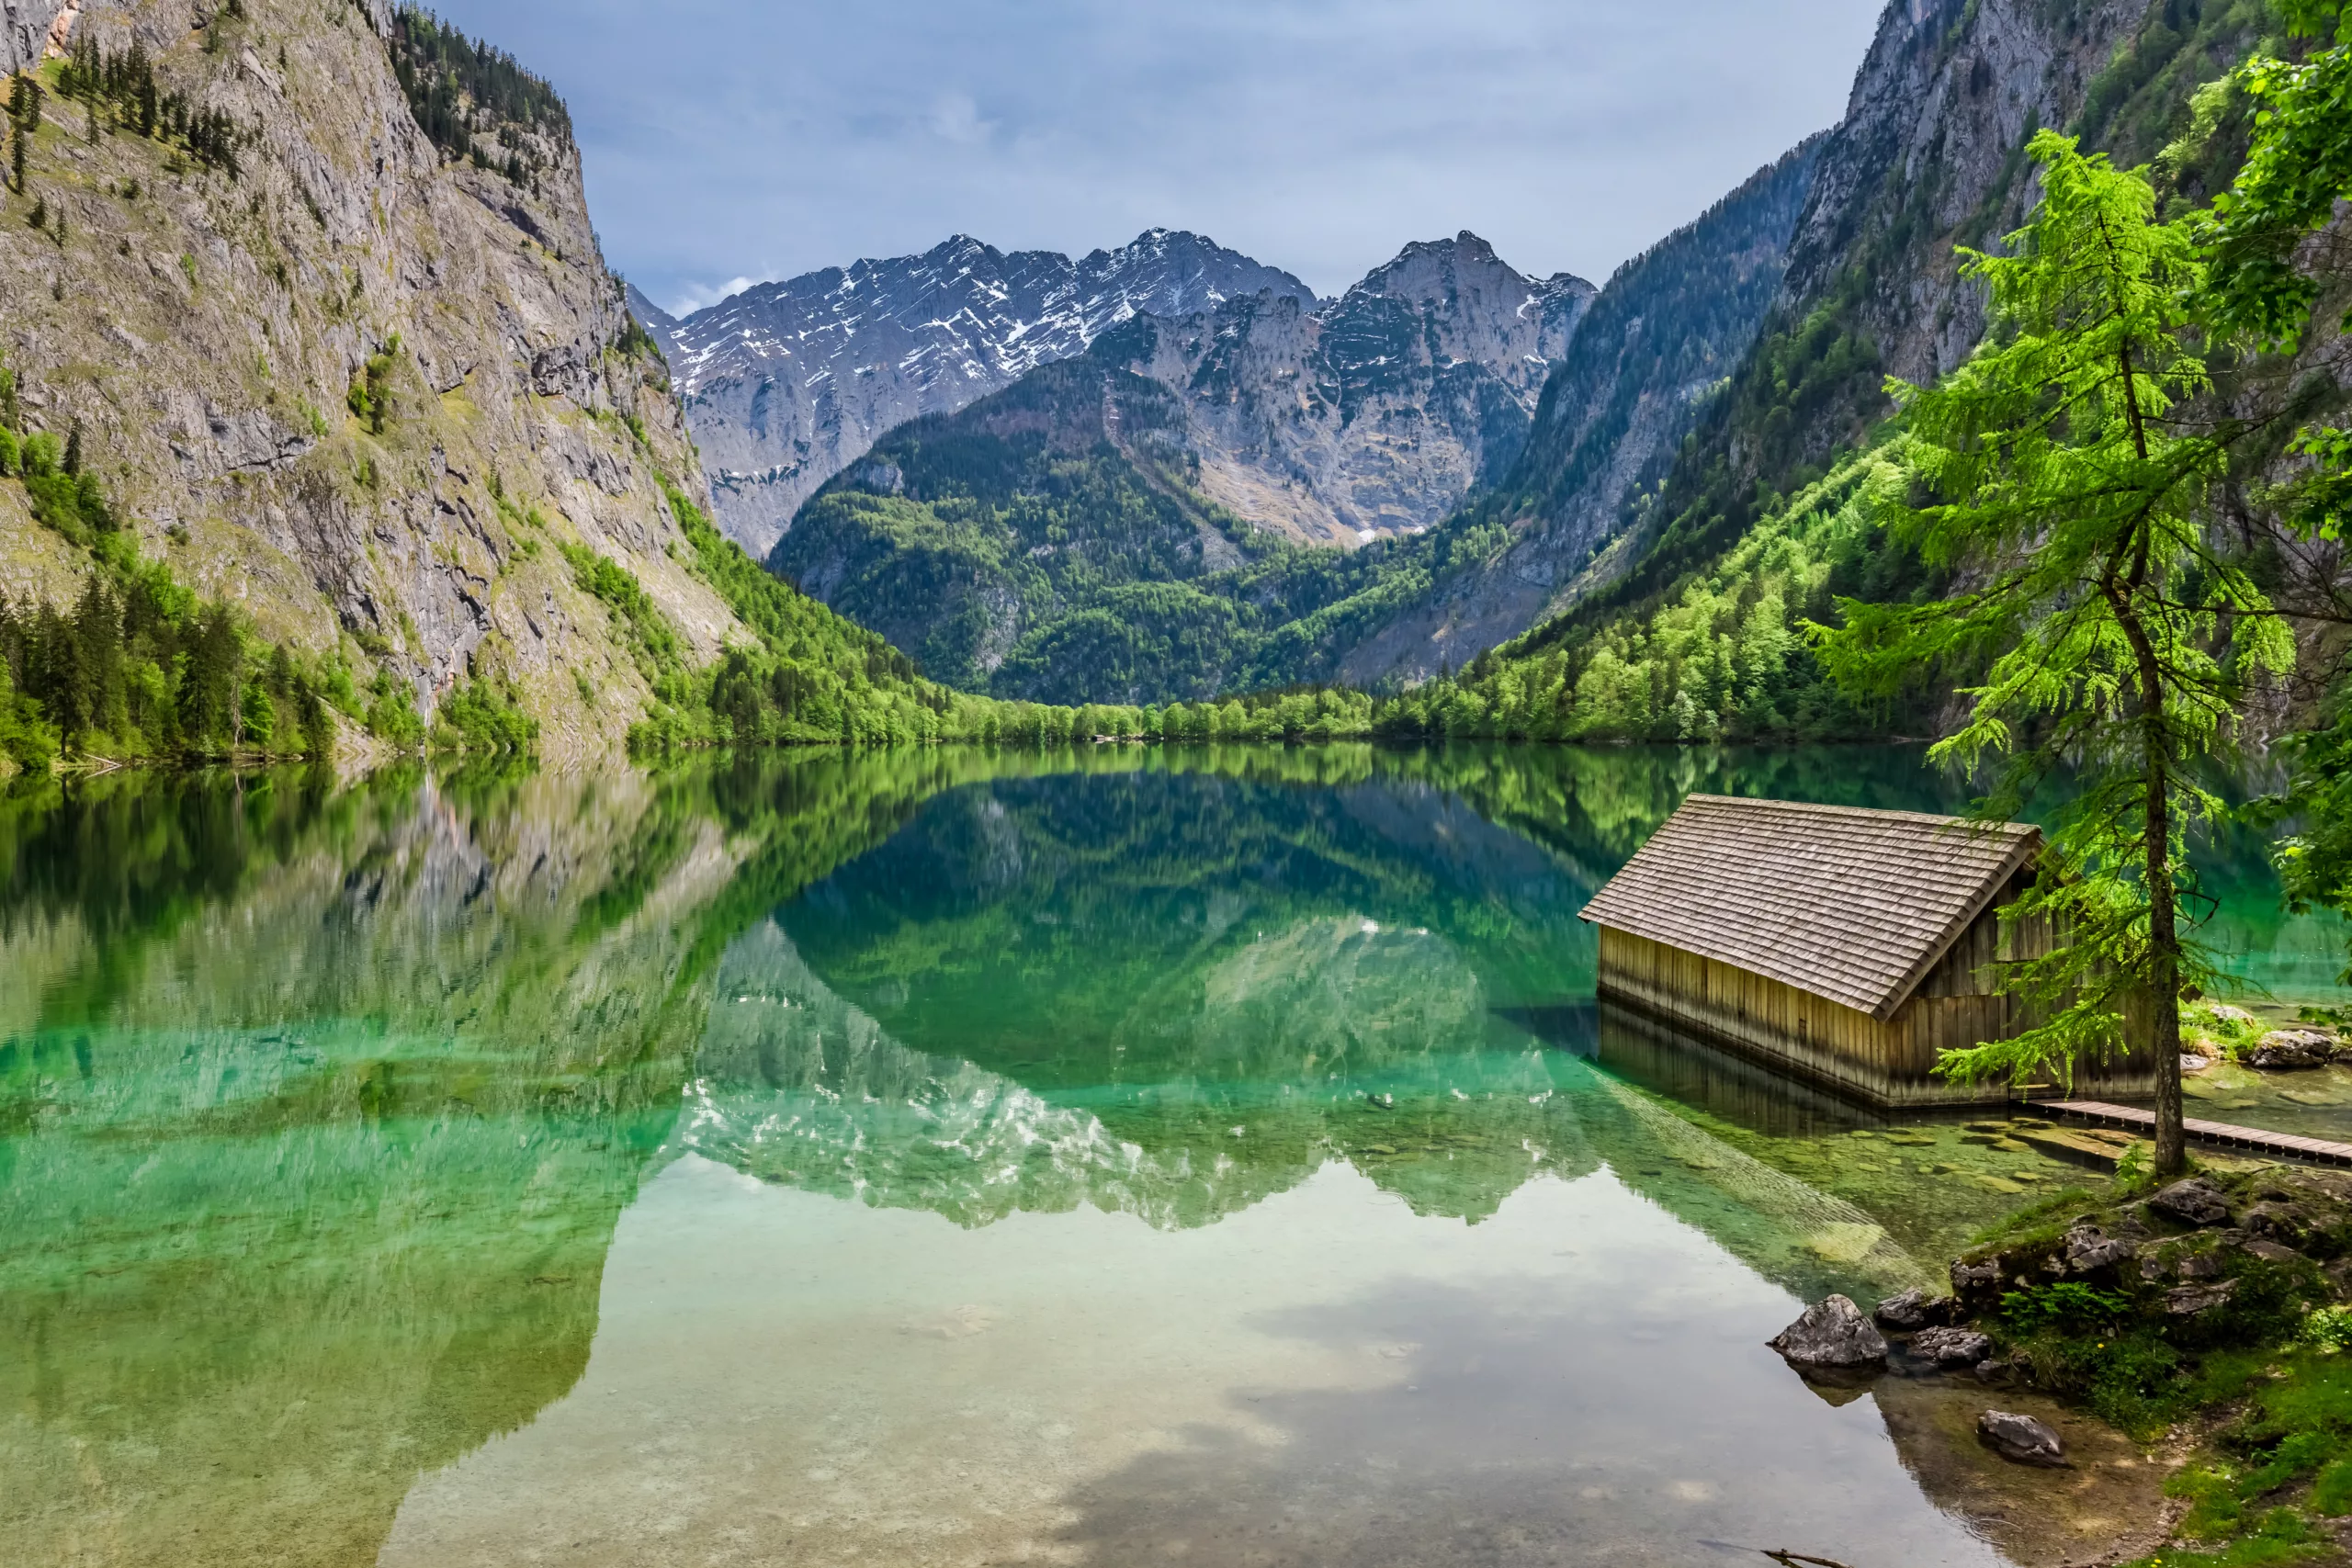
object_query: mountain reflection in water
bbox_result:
[0,744,2336,1566]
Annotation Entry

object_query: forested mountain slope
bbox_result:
[639,231,1320,555]
[764,347,1348,703]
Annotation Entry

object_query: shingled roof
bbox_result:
[1578,795,2041,1021]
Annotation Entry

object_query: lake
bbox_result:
[3,744,2346,1567]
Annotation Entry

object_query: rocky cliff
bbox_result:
[641,230,1318,556]
[2,0,69,76]
[1329,142,1825,684]
[1605,0,2274,611]
[1112,231,1594,546]
[0,0,742,754]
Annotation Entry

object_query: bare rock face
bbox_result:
[1977,1409,2066,1467]
[1105,235,1599,551]
[0,0,741,755]
[1770,1294,1888,1371]
[2151,1179,2234,1228]
[1,0,70,75]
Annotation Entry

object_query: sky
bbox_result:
[430,0,1890,318]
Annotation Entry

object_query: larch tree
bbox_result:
[1815,130,2293,1176]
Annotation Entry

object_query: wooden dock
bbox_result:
[2033,1100,2352,1167]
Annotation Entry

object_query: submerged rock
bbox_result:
[1874,1286,1952,1332]
[2150,1179,2233,1227]
[1770,1294,1888,1371]
[1913,1325,1995,1367]
[1977,1409,2067,1466]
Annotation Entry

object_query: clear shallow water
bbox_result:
[0,745,2340,1566]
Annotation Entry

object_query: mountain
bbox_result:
[767,179,1852,704]
[640,230,1319,555]
[0,0,732,757]
[763,231,1602,703]
[1331,140,1826,684]
[1590,0,2279,617]
[1114,232,1596,545]
[0,0,1022,766]
[1374,0,2333,746]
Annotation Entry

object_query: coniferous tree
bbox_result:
[177,604,242,750]
[1816,133,2291,1176]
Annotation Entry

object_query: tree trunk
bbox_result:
[2144,716,2187,1177]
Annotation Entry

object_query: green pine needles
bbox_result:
[1815,130,2294,1173]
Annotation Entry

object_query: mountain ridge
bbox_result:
[652,226,1601,556]
[640,229,1319,553]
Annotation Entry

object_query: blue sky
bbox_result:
[430,0,1888,316]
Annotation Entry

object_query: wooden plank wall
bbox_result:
[1596,890,2155,1106]
[1597,926,1984,1104]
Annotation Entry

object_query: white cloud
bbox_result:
[666,275,763,316]
[926,90,995,146]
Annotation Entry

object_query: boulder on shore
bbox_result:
[1913,1325,1996,1367]
[2250,1029,2335,1069]
[1951,1258,2005,1305]
[1978,1409,2067,1466]
[2063,1223,2138,1278]
[1873,1286,1952,1332]
[1770,1294,1888,1371]
[2149,1178,2233,1227]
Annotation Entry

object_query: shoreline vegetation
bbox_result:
[1826,1144,2352,1568]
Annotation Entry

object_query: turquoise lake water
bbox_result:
[2,744,2344,1566]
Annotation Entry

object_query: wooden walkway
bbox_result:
[2033,1100,2352,1167]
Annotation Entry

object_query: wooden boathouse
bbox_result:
[1579,795,2155,1107]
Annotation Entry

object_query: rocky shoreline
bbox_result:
[1772,1161,2352,1565]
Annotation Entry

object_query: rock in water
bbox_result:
[1912,1326,1995,1367]
[1770,1295,1888,1370]
[1978,1410,2067,1466]
[2150,1178,2233,1227]
[1873,1286,1951,1331]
